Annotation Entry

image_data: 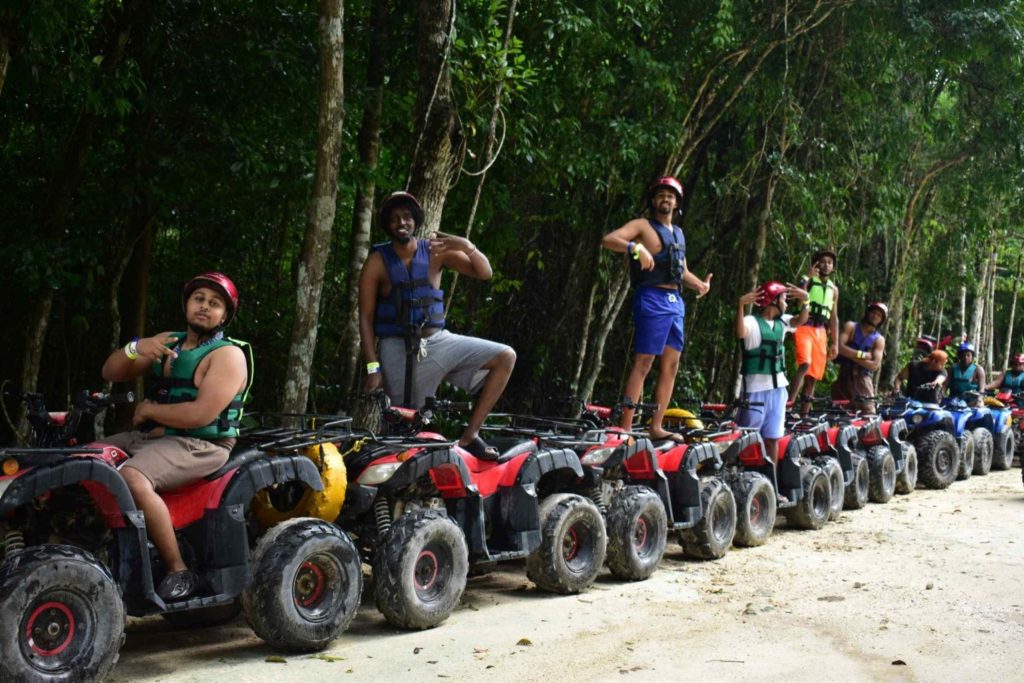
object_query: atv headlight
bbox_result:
[580,446,616,466]
[357,462,402,485]
[911,414,924,425]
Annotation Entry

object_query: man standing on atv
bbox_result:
[358,191,516,460]
[101,272,251,601]
[893,350,948,401]
[789,248,840,414]
[735,281,809,464]
[601,176,712,440]
[947,341,987,401]
[985,353,1024,391]
[831,302,888,414]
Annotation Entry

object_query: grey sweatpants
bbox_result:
[379,329,511,409]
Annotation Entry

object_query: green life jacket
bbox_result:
[805,277,835,326]
[949,362,979,398]
[742,317,785,387]
[152,332,253,439]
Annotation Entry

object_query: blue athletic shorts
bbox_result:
[632,286,684,355]
[735,387,788,440]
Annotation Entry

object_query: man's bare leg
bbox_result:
[123,467,186,572]
[460,348,517,443]
[648,346,681,438]
[619,353,656,429]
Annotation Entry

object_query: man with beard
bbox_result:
[831,302,888,414]
[101,272,252,601]
[359,191,516,460]
[601,176,712,440]
[893,350,948,402]
[789,248,840,413]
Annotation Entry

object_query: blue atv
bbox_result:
[945,391,1015,474]
[882,388,962,490]
[941,397,981,480]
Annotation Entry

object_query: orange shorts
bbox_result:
[793,325,828,380]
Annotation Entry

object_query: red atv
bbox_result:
[0,390,362,682]
[334,395,607,630]
[702,401,834,534]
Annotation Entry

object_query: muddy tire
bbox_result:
[843,451,870,510]
[526,494,607,594]
[915,430,960,490]
[679,478,737,559]
[992,429,1015,471]
[162,600,241,629]
[895,443,918,495]
[0,545,125,683]
[605,486,667,581]
[867,446,896,504]
[731,473,777,547]
[956,432,975,481]
[788,466,831,530]
[242,517,362,651]
[373,510,468,629]
[972,428,994,475]
[820,457,845,521]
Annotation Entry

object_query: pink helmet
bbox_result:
[183,272,239,325]
[756,281,788,308]
[648,176,684,204]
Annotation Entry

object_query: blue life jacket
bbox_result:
[373,240,446,338]
[837,323,880,376]
[949,363,979,397]
[630,220,685,289]
[1001,370,1024,390]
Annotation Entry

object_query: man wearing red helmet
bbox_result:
[601,176,712,440]
[735,281,809,463]
[789,248,840,413]
[831,302,888,414]
[359,191,516,460]
[101,272,252,601]
[986,353,1024,391]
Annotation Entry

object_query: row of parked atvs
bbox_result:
[0,386,1021,681]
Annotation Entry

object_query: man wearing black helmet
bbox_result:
[832,302,887,414]
[789,248,840,413]
[101,272,252,601]
[601,176,712,441]
[358,191,516,460]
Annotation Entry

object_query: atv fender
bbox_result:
[221,454,324,509]
[885,419,908,470]
[832,425,859,484]
[0,459,137,528]
[670,442,721,527]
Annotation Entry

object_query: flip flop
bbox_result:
[647,431,686,443]
[459,435,501,460]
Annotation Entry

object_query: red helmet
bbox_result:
[756,281,788,308]
[1013,353,1024,366]
[915,335,936,353]
[648,176,684,204]
[183,272,239,325]
[379,191,424,229]
[866,302,888,324]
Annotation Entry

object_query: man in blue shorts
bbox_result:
[601,176,712,440]
[735,281,809,464]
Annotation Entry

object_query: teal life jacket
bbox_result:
[949,362,979,398]
[1001,370,1024,390]
[741,317,785,387]
[152,332,253,439]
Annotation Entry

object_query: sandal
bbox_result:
[458,435,501,461]
[158,569,198,602]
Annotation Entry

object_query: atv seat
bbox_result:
[487,436,538,464]
[205,446,264,480]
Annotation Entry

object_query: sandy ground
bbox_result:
[108,468,1024,683]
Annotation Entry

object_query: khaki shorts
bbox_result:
[101,430,234,490]
[831,366,877,414]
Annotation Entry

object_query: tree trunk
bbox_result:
[0,25,10,97]
[569,278,599,395]
[338,0,389,409]
[406,0,461,235]
[1003,252,1022,370]
[969,249,990,344]
[578,267,630,403]
[956,259,967,337]
[281,0,345,414]
[985,251,997,368]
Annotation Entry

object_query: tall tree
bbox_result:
[281,0,345,413]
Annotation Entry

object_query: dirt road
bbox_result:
[109,468,1024,682]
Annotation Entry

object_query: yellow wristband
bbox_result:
[124,340,139,361]
[366,361,381,374]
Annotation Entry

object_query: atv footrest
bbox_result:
[162,593,238,614]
